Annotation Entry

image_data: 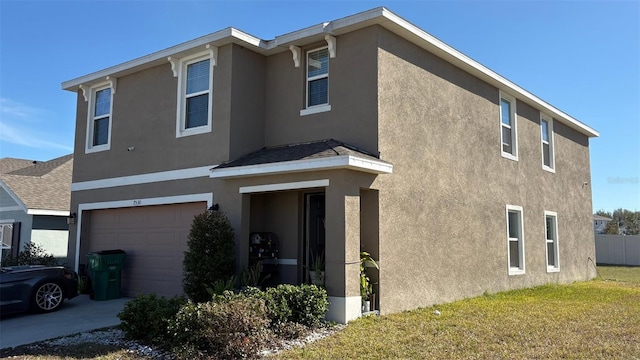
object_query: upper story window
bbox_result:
[506,205,525,275]
[175,52,213,137]
[500,92,518,161]
[540,114,555,172]
[545,211,559,272]
[300,47,331,116]
[85,83,113,153]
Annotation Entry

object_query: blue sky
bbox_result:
[0,1,638,212]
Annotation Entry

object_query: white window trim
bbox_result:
[506,205,525,275]
[85,82,113,154]
[300,104,331,116]
[545,210,560,273]
[174,51,214,138]
[500,92,518,161]
[540,113,556,173]
[303,46,330,114]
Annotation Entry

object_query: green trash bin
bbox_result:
[87,250,126,301]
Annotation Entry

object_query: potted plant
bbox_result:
[360,251,379,313]
[308,251,325,286]
[240,261,270,290]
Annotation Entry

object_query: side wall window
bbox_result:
[545,211,559,272]
[540,114,555,172]
[86,83,113,153]
[506,205,525,275]
[500,92,518,161]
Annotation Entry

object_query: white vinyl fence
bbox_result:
[595,235,640,266]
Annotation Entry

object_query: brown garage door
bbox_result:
[87,202,206,297]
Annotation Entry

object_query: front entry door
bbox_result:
[305,193,325,282]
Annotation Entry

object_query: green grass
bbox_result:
[2,266,639,359]
[275,267,640,359]
[597,265,640,283]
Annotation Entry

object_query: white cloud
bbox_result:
[0,97,73,152]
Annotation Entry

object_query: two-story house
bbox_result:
[63,7,599,323]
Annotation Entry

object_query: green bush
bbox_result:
[168,297,273,359]
[1,242,57,267]
[183,211,235,303]
[118,294,185,343]
[243,284,328,328]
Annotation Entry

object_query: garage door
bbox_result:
[87,202,206,297]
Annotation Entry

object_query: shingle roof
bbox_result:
[0,154,73,212]
[0,158,36,174]
[593,214,612,221]
[214,139,384,169]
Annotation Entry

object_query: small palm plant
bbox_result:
[360,251,379,302]
[309,251,325,286]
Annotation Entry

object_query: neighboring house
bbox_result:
[593,214,612,234]
[62,7,599,323]
[0,155,73,263]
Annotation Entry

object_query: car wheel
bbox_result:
[31,282,64,313]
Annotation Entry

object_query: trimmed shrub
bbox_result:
[118,294,185,343]
[168,297,273,359]
[243,284,328,328]
[272,284,328,327]
[183,211,235,303]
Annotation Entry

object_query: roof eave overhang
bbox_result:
[61,27,269,91]
[62,6,598,138]
[209,155,393,179]
[27,209,71,216]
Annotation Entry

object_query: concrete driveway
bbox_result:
[0,295,129,349]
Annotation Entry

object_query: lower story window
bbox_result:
[545,211,559,272]
[506,205,525,275]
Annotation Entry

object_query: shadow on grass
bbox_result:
[0,342,142,360]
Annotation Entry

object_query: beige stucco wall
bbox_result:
[376,28,595,315]
[264,26,380,154]
[71,43,263,183]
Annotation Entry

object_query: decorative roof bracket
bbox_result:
[78,85,89,102]
[106,76,117,94]
[325,35,336,58]
[289,45,301,67]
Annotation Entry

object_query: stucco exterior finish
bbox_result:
[264,26,379,154]
[376,29,595,314]
[64,11,598,323]
[72,45,239,183]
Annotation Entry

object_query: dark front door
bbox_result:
[304,193,325,282]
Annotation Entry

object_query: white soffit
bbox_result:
[210,155,393,179]
[27,209,70,216]
[61,7,598,138]
[240,179,330,194]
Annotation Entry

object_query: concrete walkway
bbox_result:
[0,295,129,349]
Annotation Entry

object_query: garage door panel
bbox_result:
[90,211,119,229]
[87,202,205,297]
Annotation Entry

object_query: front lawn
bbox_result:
[2,266,638,359]
[275,267,640,359]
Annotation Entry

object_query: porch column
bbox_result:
[324,177,361,323]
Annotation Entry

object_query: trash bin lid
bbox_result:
[97,249,126,255]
